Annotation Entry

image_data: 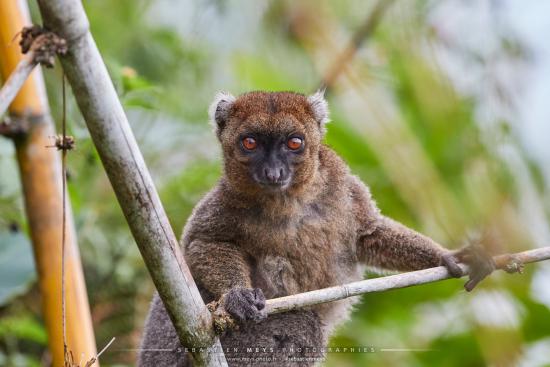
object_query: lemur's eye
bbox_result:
[242,137,257,150]
[287,137,303,150]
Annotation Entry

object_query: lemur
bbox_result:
[138,91,494,366]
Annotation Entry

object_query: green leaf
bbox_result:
[0,315,47,345]
[0,231,36,305]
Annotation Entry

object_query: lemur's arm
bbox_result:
[357,216,494,290]
[351,178,494,291]
[358,216,453,271]
[186,240,252,296]
[185,240,266,322]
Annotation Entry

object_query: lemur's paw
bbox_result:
[222,287,266,323]
[442,244,495,291]
[441,252,464,278]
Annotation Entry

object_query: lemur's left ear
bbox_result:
[307,89,330,132]
[209,91,236,137]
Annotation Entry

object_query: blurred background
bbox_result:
[1,0,550,366]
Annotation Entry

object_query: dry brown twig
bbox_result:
[51,67,103,367]
[63,337,116,367]
[319,0,396,92]
[20,25,67,67]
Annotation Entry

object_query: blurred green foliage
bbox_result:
[1,0,549,366]
[0,232,35,306]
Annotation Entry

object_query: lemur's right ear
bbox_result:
[209,92,236,136]
[307,89,330,134]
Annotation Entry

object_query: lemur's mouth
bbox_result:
[255,178,291,190]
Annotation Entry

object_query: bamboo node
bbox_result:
[20,25,67,68]
[503,256,525,274]
[0,116,30,138]
[207,300,239,335]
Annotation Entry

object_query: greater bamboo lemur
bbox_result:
[139,91,494,366]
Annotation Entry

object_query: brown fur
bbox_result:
[218,92,324,199]
[139,91,481,367]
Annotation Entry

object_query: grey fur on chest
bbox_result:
[239,202,361,298]
[253,254,299,298]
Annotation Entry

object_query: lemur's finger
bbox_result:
[464,258,495,292]
[253,288,266,310]
[441,253,464,278]
[464,272,489,292]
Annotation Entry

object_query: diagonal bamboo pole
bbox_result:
[0,1,97,365]
[35,0,227,365]
[0,52,35,117]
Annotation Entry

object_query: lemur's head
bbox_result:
[209,90,329,194]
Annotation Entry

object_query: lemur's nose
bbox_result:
[264,167,283,183]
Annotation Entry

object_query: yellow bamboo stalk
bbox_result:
[0,1,97,365]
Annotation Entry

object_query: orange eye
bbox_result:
[287,137,303,150]
[242,137,257,150]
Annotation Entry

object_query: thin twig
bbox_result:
[318,0,396,92]
[264,247,550,315]
[0,54,36,117]
[96,337,116,359]
[82,337,116,367]
[61,71,68,357]
[49,71,75,367]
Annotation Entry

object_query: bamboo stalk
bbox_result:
[0,0,97,366]
[31,2,550,365]
[265,247,550,315]
[35,1,227,366]
[0,53,35,117]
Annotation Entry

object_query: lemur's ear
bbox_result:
[307,89,330,132]
[209,91,236,136]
